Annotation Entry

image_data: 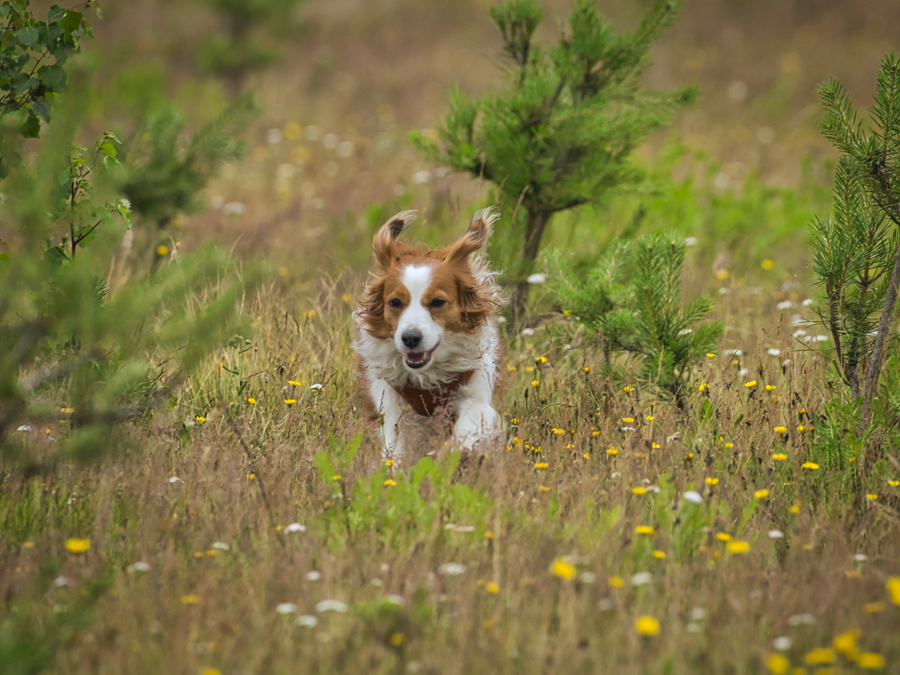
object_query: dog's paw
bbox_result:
[454,403,501,451]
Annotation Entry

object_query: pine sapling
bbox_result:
[411,0,696,324]
[813,52,900,424]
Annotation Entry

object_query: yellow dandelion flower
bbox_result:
[698,383,708,392]
[635,526,654,535]
[833,630,859,656]
[507,365,517,372]
[534,463,549,469]
[549,559,577,580]
[535,356,547,364]
[754,489,770,499]
[384,479,397,487]
[622,417,635,423]
[157,245,168,256]
[716,533,732,542]
[608,576,624,588]
[65,538,90,554]
[887,576,900,605]
[652,550,666,559]
[331,475,342,481]
[889,480,899,487]
[845,570,861,579]
[247,473,256,481]
[772,453,788,461]
[727,541,750,554]
[706,353,716,358]
[195,416,206,424]
[804,648,836,666]
[651,442,660,449]
[552,428,565,435]
[342,293,352,304]
[304,309,316,319]
[685,453,694,460]
[486,582,500,594]
[511,418,520,425]
[796,425,806,432]
[247,397,256,404]
[592,430,601,437]
[193,551,204,558]
[623,386,635,393]
[857,653,885,670]
[181,594,200,605]
[485,531,494,540]
[288,380,301,387]
[389,632,405,647]
[716,269,729,280]
[384,459,395,466]
[583,366,590,373]
[706,477,719,486]
[531,380,540,388]
[635,615,660,636]
[538,485,551,492]
[761,259,774,270]
[284,399,297,406]
[766,653,789,675]
[61,407,75,414]
[606,447,618,456]
[644,415,655,421]
[724,442,734,449]
[801,462,819,470]
[630,487,646,496]
[774,426,787,434]
[766,385,777,392]
[867,493,878,501]
[582,453,589,459]
[201,669,223,675]
[744,380,757,388]
[864,601,885,613]
[524,366,534,373]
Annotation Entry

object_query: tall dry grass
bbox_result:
[2,277,898,674]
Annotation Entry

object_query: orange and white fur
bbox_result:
[355,209,503,462]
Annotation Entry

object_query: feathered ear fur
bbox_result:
[446,207,497,265]
[373,210,418,271]
[446,208,500,330]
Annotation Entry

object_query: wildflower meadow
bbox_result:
[2,1,900,674]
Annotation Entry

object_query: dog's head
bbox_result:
[358,209,497,371]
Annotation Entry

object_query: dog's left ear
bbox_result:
[448,208,497,264]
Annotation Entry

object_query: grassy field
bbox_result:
[3,0,900,673]
[3,277,900,674]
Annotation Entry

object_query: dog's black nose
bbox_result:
[401,330,422,349]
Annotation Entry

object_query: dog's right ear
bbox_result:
[373,210,418,271]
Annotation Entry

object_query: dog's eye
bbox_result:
[387,298,403,309]
[430,298,447,308]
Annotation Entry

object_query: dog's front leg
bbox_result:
[453,370,501,451]
[369,379,405,463]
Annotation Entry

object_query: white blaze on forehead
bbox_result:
[396,263,441,353]
[401,264,433,303]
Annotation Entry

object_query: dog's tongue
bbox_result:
[406,352,426,363]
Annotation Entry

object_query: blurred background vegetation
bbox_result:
[18,0,893,278]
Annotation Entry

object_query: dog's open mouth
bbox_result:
[404,343,439,369]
